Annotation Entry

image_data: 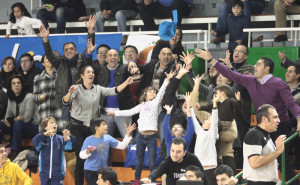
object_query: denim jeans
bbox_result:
[135,133,157,179]
[95,10,137,32]
[36,7,78,33]
[11,121,38,151]
[100,113,132,138]
[157,111,166,142]
[216,1,264,36]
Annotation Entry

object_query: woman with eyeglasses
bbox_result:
[0,75,39,160]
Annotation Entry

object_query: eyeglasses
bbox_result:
[124,51,135,55]
[20,59,31,63]
[234,50,247,54]
[97,52,107,55]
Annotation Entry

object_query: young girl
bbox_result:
[108,70,175,185]
[6,2,42,39]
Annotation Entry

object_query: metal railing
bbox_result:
[281,132,300,185]
[235,132,300,185]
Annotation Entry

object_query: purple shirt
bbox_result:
[214,61,300,122]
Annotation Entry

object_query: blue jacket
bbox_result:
[217,14,251,51]
[32,133,76,179]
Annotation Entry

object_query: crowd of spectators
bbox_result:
[1,0,300,185]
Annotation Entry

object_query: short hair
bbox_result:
[97,44,111,52]
[97,167,117,185]
[171,138,187,151]
[256,104,276,124]
[172,123,186,136]
[186,165,204,179]
[215,165,234,177]
[20,53,34,62]
[215,84,232,97]
[139,86,158,103]
[288,63,300,74]
[40,117,56,130]
[260,57,274,74]
[237,44,249,55]
[63,42,77,50]
[124,45,138,54]
[90,118,106,134]
[232,0,244,9]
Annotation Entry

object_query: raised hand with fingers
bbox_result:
[165,70,176,81]
[125,122,136,136]
[39,25,50,41]
[275,135,286,154]
[176,64,190,79]
[87,38,97,54]
[219,50,232,68]
[195,48,212,61]
[180,50,195,69]
[193,74,205,86]
[163,105,173,114]
[85,15,97,33]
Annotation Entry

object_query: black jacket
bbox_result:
[42,33,92,106]
[148,152,208,185]
[0,89,8,120]
[135,59,176,97]
[20,65,42,93]
[42,0,86,17]
[151,40,184,61]
[93,63,135,110]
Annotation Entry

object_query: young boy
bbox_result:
[80,119,136,185]
[32,117,76,185]
[197,84,239,172]
[211,0,251,55]
[163,92,194,157]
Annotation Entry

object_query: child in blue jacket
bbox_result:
[32,117,76,185]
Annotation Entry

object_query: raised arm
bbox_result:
[163,105,173,144]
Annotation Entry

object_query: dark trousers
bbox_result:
[139,0,191,31]
[223,156,236,174]
[84,170,98,185]
[67,119,91,185]
[270,120,299,185]
[40,177,63,185]
[205,168,217,185]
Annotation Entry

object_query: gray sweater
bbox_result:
[64,84,117,126]
[5,93,39,125]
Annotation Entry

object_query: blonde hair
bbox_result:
[139,86,158,103]
[40,117,56,130]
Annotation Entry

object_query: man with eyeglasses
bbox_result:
[94,44,111,66]
[0,145,32,184]
[19,53,42,93]
[218,45,254,168]
[196,48,300,185]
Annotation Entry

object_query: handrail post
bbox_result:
[281,149,286,185]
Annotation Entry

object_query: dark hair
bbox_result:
[215,165,234,177]
[171,138,187,151]
[1,56,17,72]
[40,117,56,130]
[256,104,275,124]
[9,3,31,23]
[287,63,300,82]
[97,44,111,52]
[90,118,106,134]
[232,0,244,9]
[215,84,232,97]
[76,65,94,84]
[6,75,28,99]
[63,42,77,50]
[186,165,204,179]
[139,86,158,103]
[97,168,118,185]
[20,53,34,62]
[260,57,274,74]
[124,45,138,54]
[41,51,59,64]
